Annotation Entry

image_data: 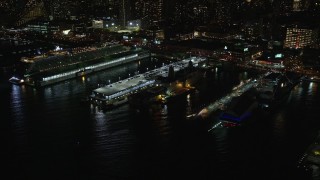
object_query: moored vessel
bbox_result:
[12,43,150,87]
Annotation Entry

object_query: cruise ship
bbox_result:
[9,43,150,87]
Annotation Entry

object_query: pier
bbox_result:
[90,57,207,107]
[197,72,272,132]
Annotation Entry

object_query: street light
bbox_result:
[108,80,111,85]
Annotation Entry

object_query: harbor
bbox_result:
[2,56,318,180]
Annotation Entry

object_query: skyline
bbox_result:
[2,0,319,26]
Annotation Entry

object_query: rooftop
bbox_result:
[93,75,151,96]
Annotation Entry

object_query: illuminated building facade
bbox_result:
[293,0,303,11]
[284,26,318,49]
[291,0,319,11]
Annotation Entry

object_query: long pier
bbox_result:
[90,57,207,107]
[196,72,272,132]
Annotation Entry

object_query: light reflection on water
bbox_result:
[2,62,320,179]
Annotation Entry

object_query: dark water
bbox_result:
[1,59,320,180]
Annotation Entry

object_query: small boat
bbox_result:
[8,76,24,85]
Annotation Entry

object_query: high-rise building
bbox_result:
[119,0,131,27]
[284,26,318,49]
[15,0,48,26]
[132,0,164,28]
[105,0,120,19]
[171,0,210,26]
[212,0,231,24]
[49,0,78,19]
[272,0,292,13]
[293,0,303,11]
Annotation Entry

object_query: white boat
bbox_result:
[8,77,24,85]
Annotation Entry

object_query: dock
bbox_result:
[90,57,207,108]
[202,72,272,132]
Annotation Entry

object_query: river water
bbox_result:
[1,58,319,180]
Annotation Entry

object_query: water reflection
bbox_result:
[212,128,230,163]
[309,82,314,94]
[10,84,24,121]
[4,60,319,179]
[272,111,286,141]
